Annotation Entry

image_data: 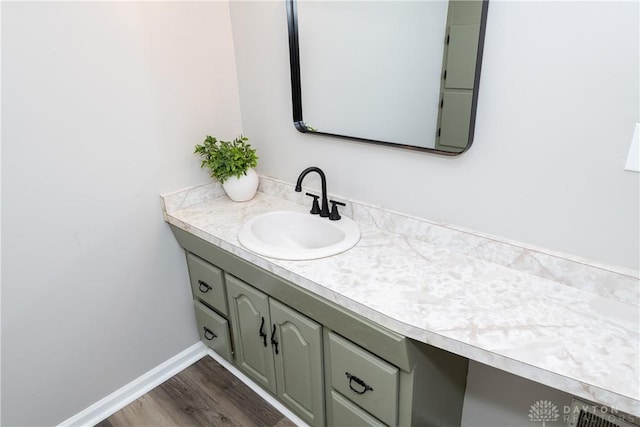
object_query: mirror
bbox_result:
[286,0,489,155]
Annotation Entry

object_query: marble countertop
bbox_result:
[161,177,640,417]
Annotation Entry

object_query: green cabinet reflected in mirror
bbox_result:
[286,0,489,155]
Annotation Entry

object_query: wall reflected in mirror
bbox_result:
[287,0,488,155]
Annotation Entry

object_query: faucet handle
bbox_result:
[305,192,321,215]
[329,200,346,221]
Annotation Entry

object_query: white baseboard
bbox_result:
[57,342,307,427]
[58,342,208,427]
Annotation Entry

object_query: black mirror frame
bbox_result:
[286,0,489,156]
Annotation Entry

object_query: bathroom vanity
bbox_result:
[173,225,467,427]
[162,176,640,426]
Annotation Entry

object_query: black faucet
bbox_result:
[295,167,330,217]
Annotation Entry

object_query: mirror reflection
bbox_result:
[287,0,488,155]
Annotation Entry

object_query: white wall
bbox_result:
[228,1,639,426]
[1,2,242,425]
[230,0,639,271]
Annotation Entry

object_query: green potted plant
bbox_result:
[194,134,259,202]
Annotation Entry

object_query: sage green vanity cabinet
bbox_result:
[185,252,233,362]
[193,300,233,362]
[187,252,227,315]
[170,224,469,427]
[226,274,325,427]
[329,390,385,427]
[226,274,276,392]
[271,298,324,426]
[326,330,399,426]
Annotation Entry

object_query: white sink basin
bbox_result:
[238,210,360,260]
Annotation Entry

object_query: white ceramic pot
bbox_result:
[222,168,259,202]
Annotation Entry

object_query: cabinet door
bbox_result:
[226,274,276,394]
[270,299,324,427]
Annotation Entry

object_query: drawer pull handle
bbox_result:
[345,372,373,395]
[203,327,217,341]
[270,324,279,355]
[259,316,267,347]
[198,280,212,293]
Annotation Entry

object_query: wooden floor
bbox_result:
[96,356,298,427]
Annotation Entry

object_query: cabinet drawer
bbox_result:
[327,331,399,426]
[187,252,227,315]
[194,300,232,362]
[330,390,385,427]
